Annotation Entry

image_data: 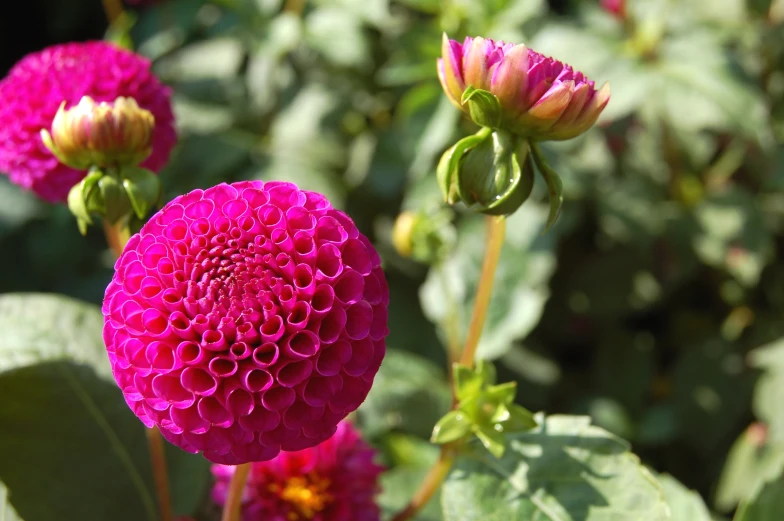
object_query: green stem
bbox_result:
[220,463,251,521]
[390,446,456,521]
[459,215,506,366]
[391,215,507,521]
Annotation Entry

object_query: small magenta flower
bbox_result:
[601,0,626,18]
[438,35,610,141]
[103,181,389,464]
[211,421,383,521]
[41,96,155,171]
[0,42,175,203]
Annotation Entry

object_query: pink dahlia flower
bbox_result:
[0,42,176,202]
[438,35,610,141]
[211,421,383,521]
[103,181,389,464]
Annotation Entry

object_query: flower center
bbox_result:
[270,473,333,520]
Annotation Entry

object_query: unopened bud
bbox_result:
[437,128,535,217]
[41,96,155,170]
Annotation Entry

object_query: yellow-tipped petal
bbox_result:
[440,33,466,107]
[571,81,611,131]
[527,80,574,123]
[552,82,590,128]
[490,44,529,115]
[463,37,489,90]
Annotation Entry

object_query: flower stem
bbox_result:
[101,0,125,25]
[146,427,173,521]
[103,220,172,521]
[102,219,130,257]
[459,215,506,367]
[390,446,456,521]
[220,463,251,521]
[391,215,506,521]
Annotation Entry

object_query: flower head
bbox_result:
[211,421,383,521]
[0,42,176,202]
[103,181,389,464]
[41,96,155,170]
[438,35,610,141]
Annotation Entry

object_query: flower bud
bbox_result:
[437,128,535,217]
[392,209,455,264]
[41,96,155,171]
[438,34,610,141]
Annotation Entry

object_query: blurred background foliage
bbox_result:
[2,0,784,519]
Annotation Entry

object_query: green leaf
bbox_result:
[441,415,670,521]
[358,349,451,438]
[734,471,784,521]
[657,473,712,521]
[432,410,473,444]
[693,187,774,287]
[0,481,23,521]
[0,294,210,521]
[749,338,784,441]
[715,425,784,512]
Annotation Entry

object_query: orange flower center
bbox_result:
[269,473,333,520]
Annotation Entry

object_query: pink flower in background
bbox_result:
[0,42,176,202]
[212,421,383,521]
[600,0,626,18]
[103,181,389,464]
[438,35,610,141]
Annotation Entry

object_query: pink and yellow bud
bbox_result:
[437,35,610,141]
[41,96,155,170]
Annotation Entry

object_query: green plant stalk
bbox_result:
[390,446,456,521]
[101,0,125,24]
[220,463,251,521]
[391,215,507,521]
[460,215,506,366]
[104,222,172,521]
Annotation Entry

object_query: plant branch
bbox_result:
[390,446,456,521]
[459,215,506,366]
[220,463,251,521]
[391,215,506,521]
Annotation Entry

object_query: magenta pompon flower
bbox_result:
[102,181,389,465]
[211,420,383,521]
[438,34,610,141]
[0,42,176,203]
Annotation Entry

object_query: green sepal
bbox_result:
[453,363,483,402]
[461,86,502,129]
[485,381,517,407]
[437,127,492,204]
[455,131,534,217]
[122,166,161,220]
[475,424,506,458]
[99,175,131,224]
[431,410,473,445]
[475,360,496,387]
[531,142,563,232]
[504,404,538,432]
